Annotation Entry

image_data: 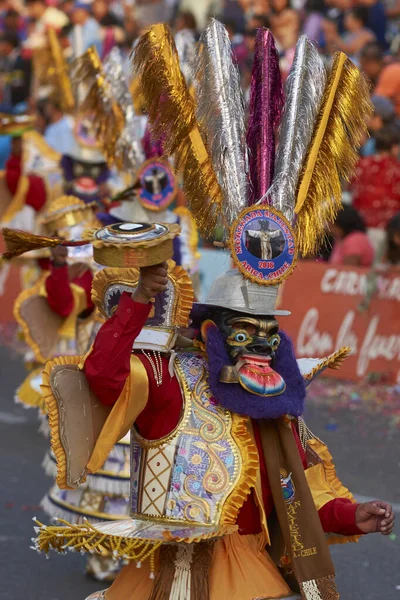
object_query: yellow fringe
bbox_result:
[132,24,223,236]
[303,346,351,381]
[34,518,162,561]
[221,414,259,525]
[41,355,85,490]
[294,53,372,256]
[15,367,45,412]
[13,273,49,363]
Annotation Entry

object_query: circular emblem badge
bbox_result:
[137,159,177,212]
[231,206,297,286]
[74,117,100,149]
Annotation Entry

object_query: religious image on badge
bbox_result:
[231,206,298,286]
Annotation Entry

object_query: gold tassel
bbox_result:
[47,28,75,113]
[1,229,84,260]
[73,47,124,165]
[132,24,223,235]
[294,53,373,256]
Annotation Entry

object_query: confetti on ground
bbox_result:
[307,377,400,430]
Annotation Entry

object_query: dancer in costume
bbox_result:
[0,115,47,231]
[8,22,394,600]
[13,195,101,411]
[74,46,200,280]
[11,196,134,581]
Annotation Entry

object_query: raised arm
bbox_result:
[84,263,169,406]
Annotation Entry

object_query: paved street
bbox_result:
[0,344,399,600]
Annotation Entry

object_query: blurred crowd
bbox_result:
[1,0,400,270]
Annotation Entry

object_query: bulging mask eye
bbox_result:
[269,334,281,350]
[234,331,249,343]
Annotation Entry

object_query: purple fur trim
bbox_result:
[205,325,305,419]
[246,29,284,205]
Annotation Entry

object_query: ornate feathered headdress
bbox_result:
[72,47,126,166]
[132,21,372,290]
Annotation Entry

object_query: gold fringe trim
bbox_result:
[303,346,351,381]
[34,518,162,561]
[13,273,49,363]
[307,437,360,546]
[294,53,373,256]
[41,355,85,490]
[15,367,45,412]
[73,47,124,165]
[220,414,259,525]
[132,24,223,236]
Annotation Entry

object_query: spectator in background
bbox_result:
[361,95,396,156]
[42,99,76,155]
[224,18,248,70]
[323,0,352,39]
[327,6,375,62]
[25,0,69,49]
[69,2,102,58]
[302,0,325,44]
[92,0,122,27]
[0,32,32,113]
[329,205,375,266]
[174,10,198,34]
[220,0,246,34]
[351,125,400,238]
[360,42,400,116]
[1,10,27,43]
[91,0,125,57]
[358,0,387,50]
[60,0,75,19]
[385,212,400,265]
[270,0,300,52]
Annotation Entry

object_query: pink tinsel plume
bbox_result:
[246,29,284,205]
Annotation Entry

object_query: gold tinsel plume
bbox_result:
[132,24,224,235]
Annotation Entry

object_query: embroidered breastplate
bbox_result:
[130,352,253,529]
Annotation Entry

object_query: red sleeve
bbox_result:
[84,293,151,406]
[5,155,21,194]
[45,265,75,317]
[72,268,94,312]
[25,174,47,212]
[5,156,47,212]
[291,422,362,536]
[318,498,362,536]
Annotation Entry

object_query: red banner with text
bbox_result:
[279,262,400,383]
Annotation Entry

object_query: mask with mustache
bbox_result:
[201,314,305,420]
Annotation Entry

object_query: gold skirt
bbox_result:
[105,532,293,600]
